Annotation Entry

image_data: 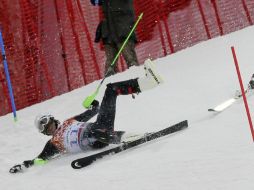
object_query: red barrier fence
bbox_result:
[0,0,253,116]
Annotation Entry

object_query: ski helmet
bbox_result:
[34,114,55,134]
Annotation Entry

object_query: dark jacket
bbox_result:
[92,0,137,44]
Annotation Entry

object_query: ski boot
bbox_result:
[138,59,164,91]
[91,128,125,144]
[249,74,254,89]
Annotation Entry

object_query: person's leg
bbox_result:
[104,44,118,76]
[119,41,139,68]
[93,79,141,132]
[90,60,163,143]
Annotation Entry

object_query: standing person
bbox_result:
[9,59,163,173]
[91,0,139,76]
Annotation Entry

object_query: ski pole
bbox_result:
[0,28,17,121]
[82,12,143,108]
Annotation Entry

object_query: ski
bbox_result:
[209,74,254,112]
[208,89,248,112]
[208,87,254,112]
[71,120,188,169]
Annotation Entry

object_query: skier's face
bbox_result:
[44,122,57,136]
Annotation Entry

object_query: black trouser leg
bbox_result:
[104,44,118,75]
[104,41,139,76]
[91,79,141,132]
[119,41,139,68]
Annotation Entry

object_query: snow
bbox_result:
[1,25,254,190]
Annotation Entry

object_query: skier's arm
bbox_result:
[36,140,61,160]
[29,140,61,164]
[9,140,60,173]
[73,100,99,122]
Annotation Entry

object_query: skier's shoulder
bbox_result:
[62,118,77,126]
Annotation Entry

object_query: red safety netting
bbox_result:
[0,0,253,116]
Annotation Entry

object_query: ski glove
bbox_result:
[9,160,34,173]
[9,164,25,173]
[249,78,254,89]
[23,160,34,168]
[90,0,103,6]
[91,100,99,109]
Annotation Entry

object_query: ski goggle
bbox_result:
[38,116,53,133]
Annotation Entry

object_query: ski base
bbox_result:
[71,120,188,169]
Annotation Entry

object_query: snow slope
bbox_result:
[1,25,254,190]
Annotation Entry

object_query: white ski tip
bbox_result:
[209,98,236,112]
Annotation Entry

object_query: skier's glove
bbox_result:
[23,160,34,168]
[91,100,99,109]
[248,74,254,89]
[249,80,254,89]
[9,164,25,173]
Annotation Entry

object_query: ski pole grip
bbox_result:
[83,87,100,108]
[82,95,95,108]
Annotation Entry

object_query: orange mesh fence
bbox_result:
[0,0,253,116]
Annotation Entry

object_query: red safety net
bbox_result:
[0,0,253,116]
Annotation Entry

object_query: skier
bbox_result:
[9,59,164,173]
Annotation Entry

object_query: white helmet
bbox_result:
[34,113,55,134]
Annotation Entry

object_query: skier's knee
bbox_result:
[106,83,118,95]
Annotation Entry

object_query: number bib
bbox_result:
[63,122,91,153]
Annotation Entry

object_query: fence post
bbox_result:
[211,0,223,36]
[197,0,211,39]
[241,0,253,25]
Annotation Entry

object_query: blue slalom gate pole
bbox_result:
[0,29,17,121]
